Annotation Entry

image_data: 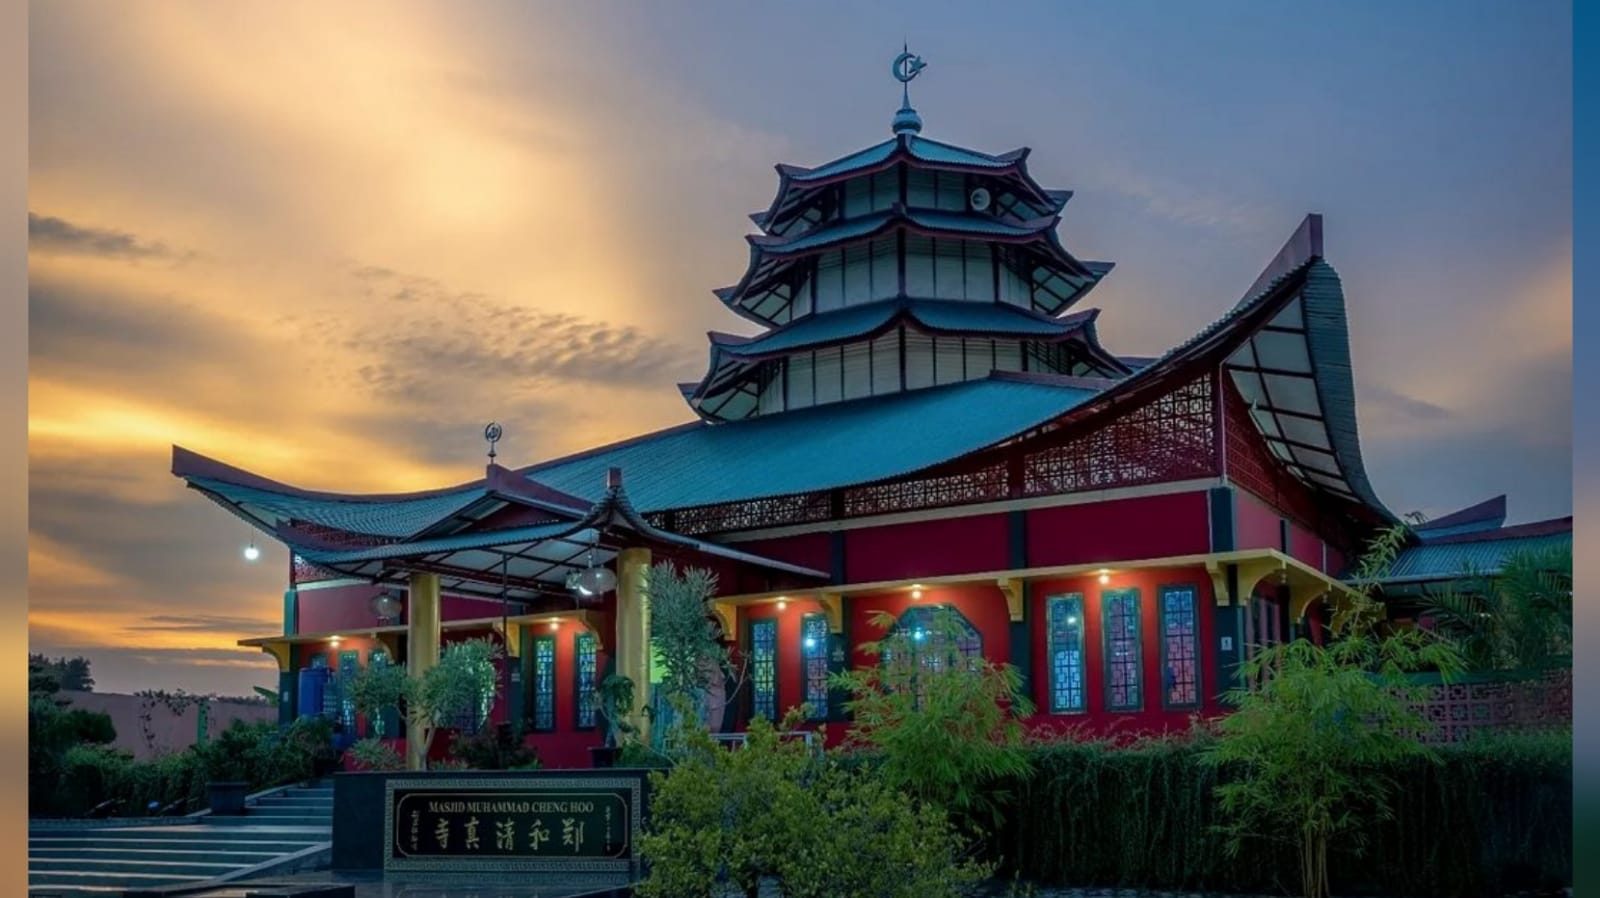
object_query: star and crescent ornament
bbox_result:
[893,46,927,84]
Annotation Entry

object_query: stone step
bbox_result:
[29,846,281,865]
[253,799,332,811]
[29,857,247,876]
[32,827,328,844]
[27,869,211,889]
[244,806,330,820]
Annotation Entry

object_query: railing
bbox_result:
[1405,668,1571,744]
[711,731,821,754]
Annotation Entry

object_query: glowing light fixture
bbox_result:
[1098,569,1111,585]
[571,534,617,600]
[1066,615,1078,625]
[804,637,817,649]
[548,619,561,631]
[912,628,927,642]
[911,584,924,600]
[776,598,788,612]
[329,635,342,647]
[243,541,260,562]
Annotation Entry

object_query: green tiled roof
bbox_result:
[522,375,1102,512]
[1384,529,1572,584]
[187,476,489,538]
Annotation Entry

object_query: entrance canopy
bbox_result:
[173,447,828,604]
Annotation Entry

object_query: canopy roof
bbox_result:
[172,449,826,602]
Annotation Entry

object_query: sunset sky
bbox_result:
[27,1,1572,696]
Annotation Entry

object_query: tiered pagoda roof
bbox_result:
[688,87,1121,422]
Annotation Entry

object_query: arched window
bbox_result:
[887,604,983,672]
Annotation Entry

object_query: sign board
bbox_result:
[382,776,642,874]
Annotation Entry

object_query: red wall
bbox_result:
[1025,565,1221,739]
[294,584,528,636]
[845,514,1010,582]
[295,584,385,634]
[1026,492,1210,567]
[745,596,830,722]
[1287,520,1324,572]
[1234,491,1283,552]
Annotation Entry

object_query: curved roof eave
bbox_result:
[755,137,1060,236]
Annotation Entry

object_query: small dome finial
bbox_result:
[891,43,927,136]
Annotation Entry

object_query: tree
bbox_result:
[406,638,501,769]
[646,562,732,746]
[831,607,1034,833]
[347,659,409,737]
[1422,545,1572,672]
[29,654,94,692]
[1202,525,1465,898]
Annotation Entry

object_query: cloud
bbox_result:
[28,212,180,261]
[1360,384,1452,423]
[128,615,280,634]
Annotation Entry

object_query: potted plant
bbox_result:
[590,673,636,768]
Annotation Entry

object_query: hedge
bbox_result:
[987,730,1571,897]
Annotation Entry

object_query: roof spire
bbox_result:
[891,43,926,136]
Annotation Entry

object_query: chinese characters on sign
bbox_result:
[386,779,640,874]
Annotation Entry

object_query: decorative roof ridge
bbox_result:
[1414,495,1508,533]
[1419,515,1572,545]
[172,444,487,504]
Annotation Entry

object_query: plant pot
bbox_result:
[207,781,250,816]
[589,745,621,768]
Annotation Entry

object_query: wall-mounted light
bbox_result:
[329,635,342,647]
[548,619,561,631]
[911,584,923,600]
[1098,569,1111,585]
[776,598,788,612]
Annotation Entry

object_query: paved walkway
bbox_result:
[211,870,635,897]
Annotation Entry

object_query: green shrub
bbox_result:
[449,727,539,770]
[638,708,988,898]
[347,737,405,772]
[988,729,1571,897]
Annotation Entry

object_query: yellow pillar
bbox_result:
[615,547,652,743]
[405,571,441,770]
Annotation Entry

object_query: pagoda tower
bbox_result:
[682,50,1126,422]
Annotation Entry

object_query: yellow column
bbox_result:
[615,547,652,743]
[405,571,441,770]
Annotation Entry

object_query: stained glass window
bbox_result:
[1102,588,1143,712]
[1161,585,1201,709]
[892,605,983,672]
[532,634,556,732]
[801,614,829,720]
[1046,593,1086,713]
[368,649,391,736]
[575,631,598,729]
[338,650,360,729]
[751,619,778,721]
